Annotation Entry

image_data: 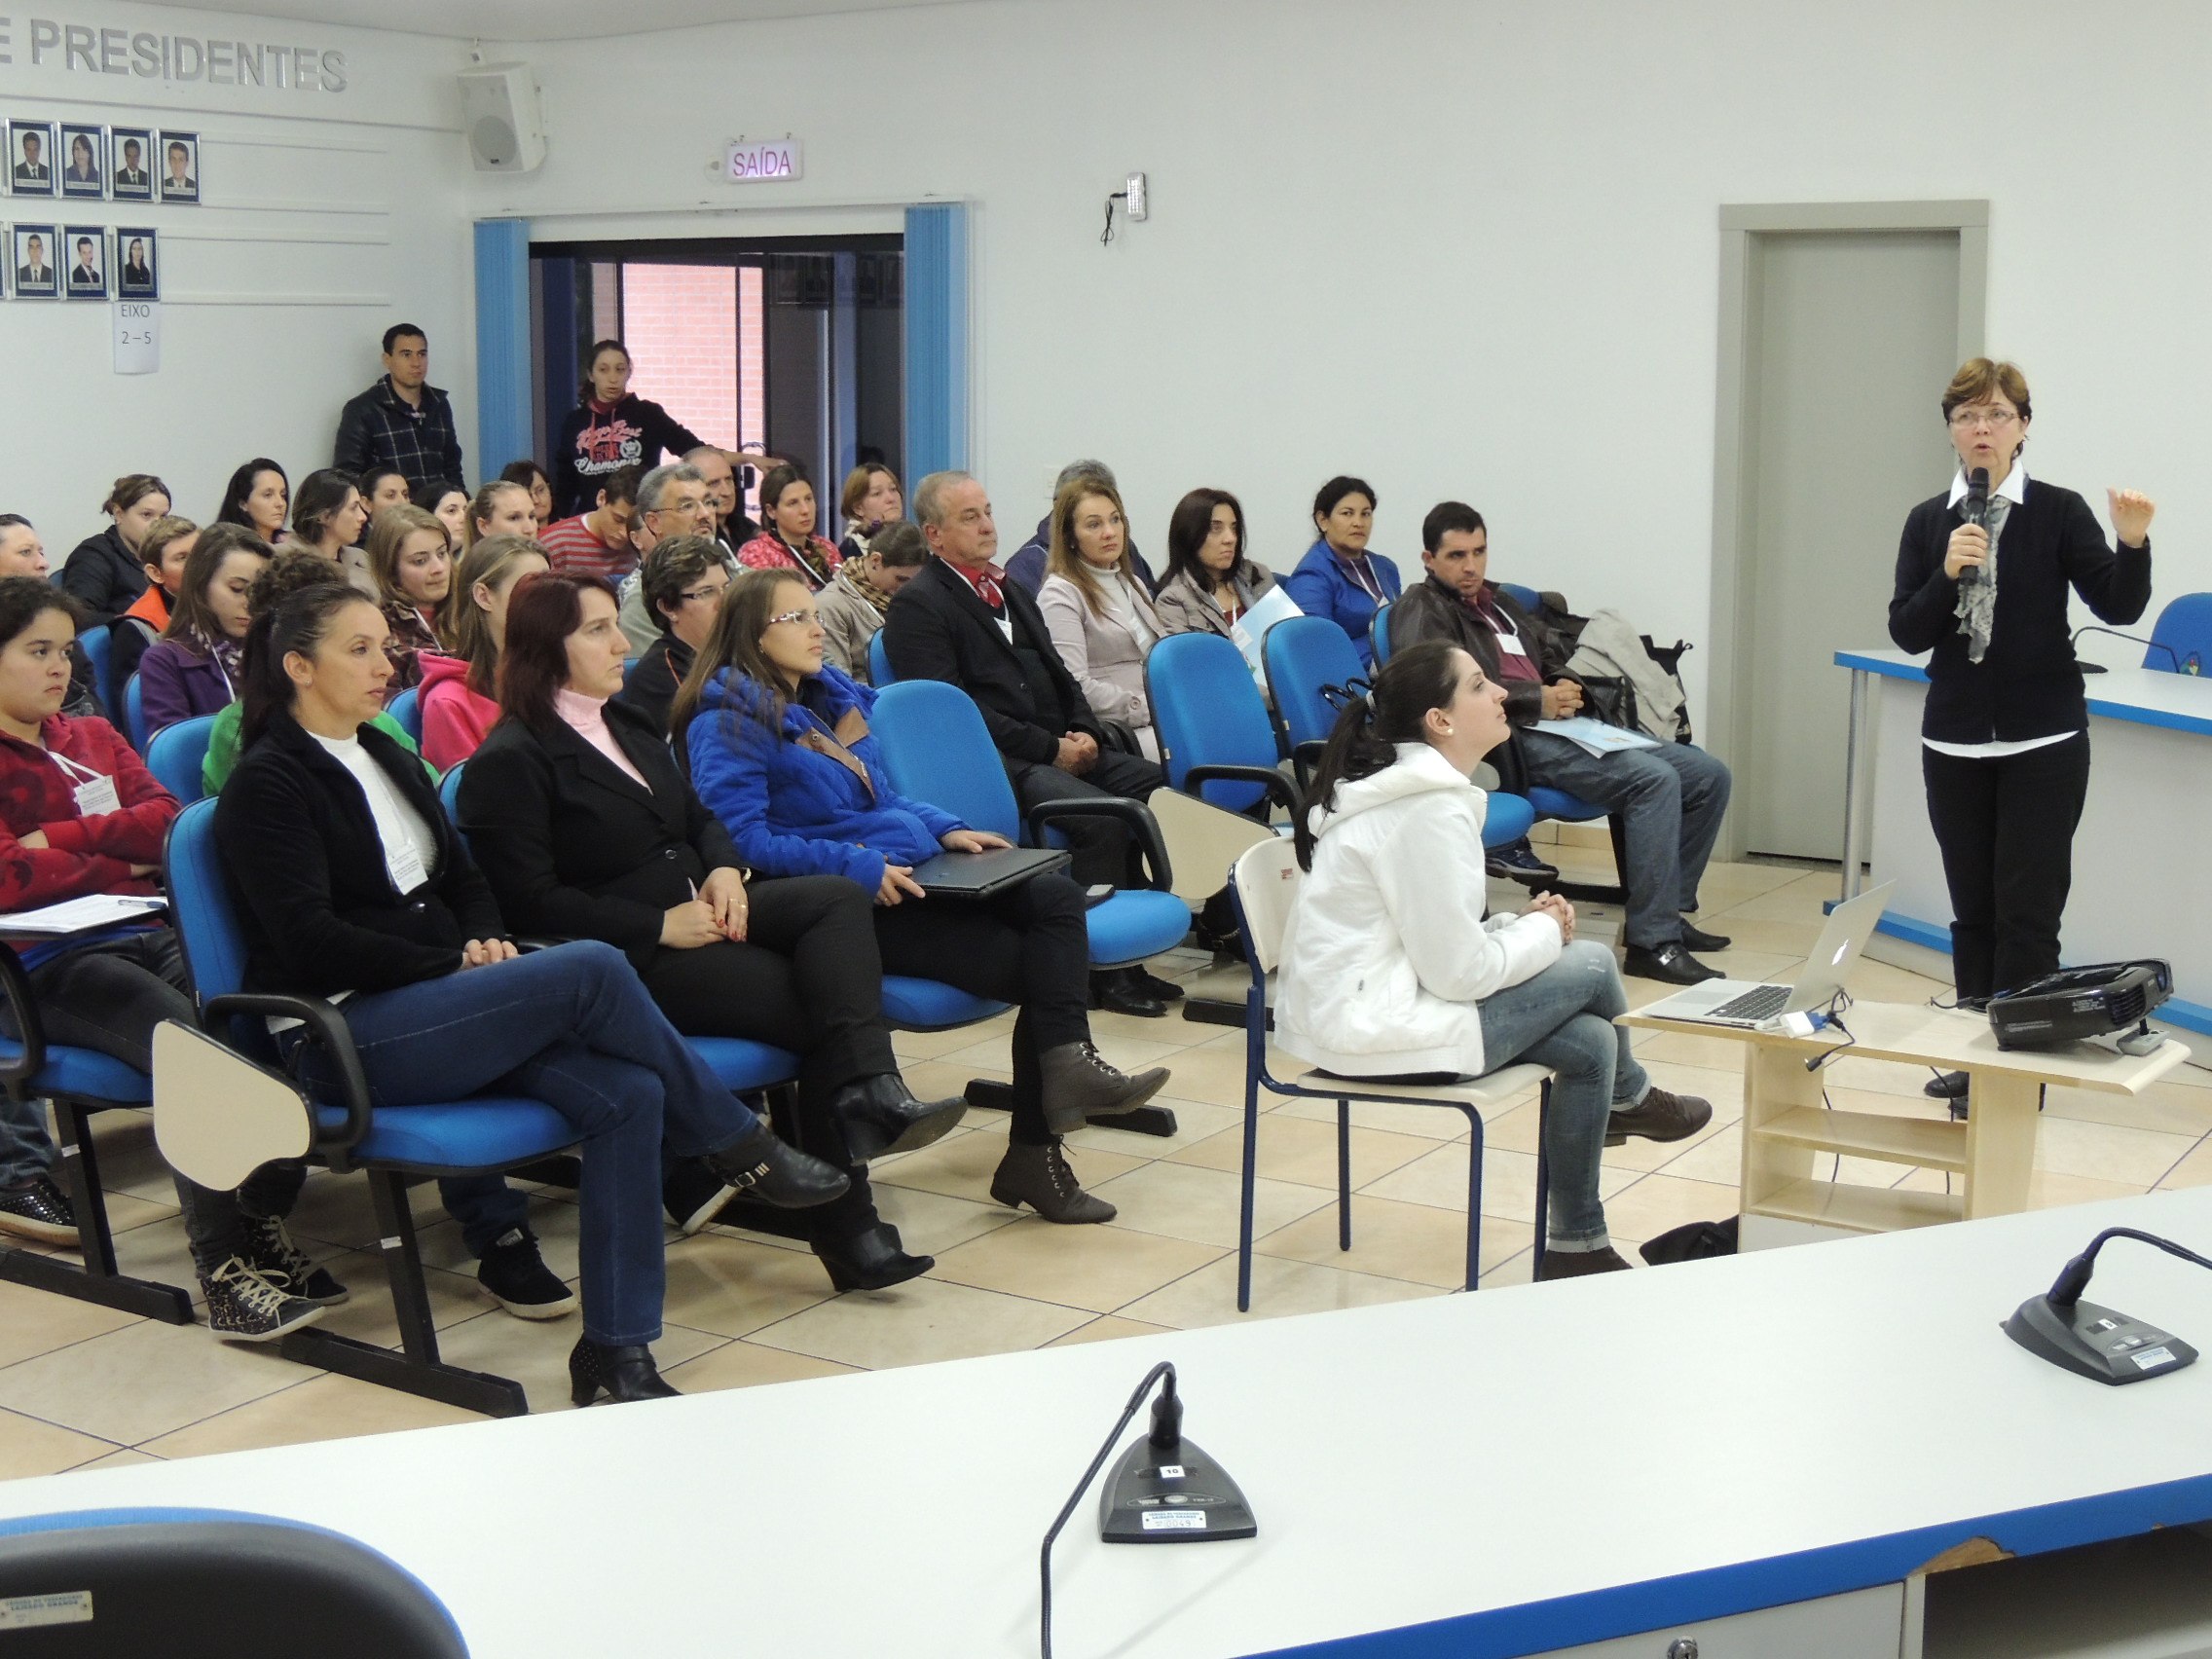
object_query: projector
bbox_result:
[1988,961,2171,1051]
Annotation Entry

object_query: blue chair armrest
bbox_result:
[1181,763,1300,819]
[1026,795,1175,893]
[203,992,374,1163]
[0,940,44,1090]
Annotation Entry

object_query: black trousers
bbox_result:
[1922,733,2090,1001]
[873,873,1091,1146]
[1006,750,1165,888]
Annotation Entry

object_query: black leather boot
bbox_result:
[705,1122,851,1209]
[812,1222,935,1292]
[832,1074,969,1163]
[569,1338,681,1406]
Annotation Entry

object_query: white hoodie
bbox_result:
[1274,742,1563,1079]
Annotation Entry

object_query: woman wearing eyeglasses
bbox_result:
[1888,358,2155,1100]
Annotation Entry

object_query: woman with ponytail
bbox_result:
[1275,640,1714,1280]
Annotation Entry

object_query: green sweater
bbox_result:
[201,701,438,794]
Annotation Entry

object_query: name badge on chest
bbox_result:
[70,773,121,818]
[386,838,428,896]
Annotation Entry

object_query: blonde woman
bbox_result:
[365,504,454,693]
[1035,474,1163,759]
[462,478,536,553]
[418,534,549,769]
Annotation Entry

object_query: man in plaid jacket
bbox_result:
[333,323,466,497]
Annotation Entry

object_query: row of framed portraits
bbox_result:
[7,121,198,203]
[3,224,159,300]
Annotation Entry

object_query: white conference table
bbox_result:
[1837,648,2212,1038]
[5,1189,2212,1656]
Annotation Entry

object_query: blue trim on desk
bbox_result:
[1834,649,2212,736]
[1836,649,1929,682]
[1250,1470,2212,1658]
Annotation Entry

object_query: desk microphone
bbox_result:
[1958,466,1991,587]
[2004,1227,2212,1383]
[2069,624,2189,675]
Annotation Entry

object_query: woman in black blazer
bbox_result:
[216,581,850,1404]
[1888,358,2155,1095]
[458,571,965,1292]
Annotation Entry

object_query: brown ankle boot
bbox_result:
[988,1140,1116,1225]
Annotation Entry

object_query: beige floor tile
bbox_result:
[747,1275,1089,1368]
[874,1125,1146,1203]
[1892,1165,2147,1211]
[1082,1161,1330,1249]
[1696,861,1813,902]
[1691,915,1825,956]
[657,1340,862,1391]
[2031,1117,2200,1187]
[1118,1252,1436,1330]
[310,1257,511,1350]
[1127,1033,1256,1106]
[1046,1315,1179,1348]
[898,1057,1012,1104]
[142,1372,485,1459]
[2158,1139,2212,1191]
[1088,1008,1220,1051]
[1271,1092,1493,1141]
[1599,1173,1741,1243]
[891,1012,1017,1061]
[102,1213,208,1306]
[0,1317,305,1445]
[1850,960,1953,1003]
[1651,1123,1744,1186]
[657,1235,837,1338]
[1064,1096,1245,1157]
[870,1183,1024,1257]
[69,1448,163,1471]
[1704,874,1842,924]
[426,1309,726,1414]
[0,1407,123,1478]
[1167,1116,1435,1191]
[1478,1247,1537,1288]
[930,1218,1224,1312]
[1255,1198,1533,1288]
[0,1280,144,1369]
[1359,1143,1638,1222]
[2043,1079,2212,1138]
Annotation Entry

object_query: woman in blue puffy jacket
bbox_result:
[675,569,1171,1225]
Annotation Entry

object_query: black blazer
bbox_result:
[216,712,505,996]
[1889,478,2152,744]
[457,703,742,971]
[879,556,1099,765]
[615,633,693,736]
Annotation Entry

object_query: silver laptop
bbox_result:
[1641,881,1897,1028]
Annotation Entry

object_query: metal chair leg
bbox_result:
[1236,1075,1262,1313]
[0,1098,192,1323]
[1461,1106,1484,1291]
[1530,1079,1553,1280]
[1337,1100,1351,1251]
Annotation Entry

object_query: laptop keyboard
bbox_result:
[1707,982,1791,1022]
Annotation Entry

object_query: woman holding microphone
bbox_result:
[1888,358,2154,1100]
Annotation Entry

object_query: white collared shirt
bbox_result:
[1945,462,2028,513]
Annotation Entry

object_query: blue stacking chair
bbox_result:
[1368,601,1395,665]
[867,630,896,686]
[2145,592,2212,675]
[387,685,424,744]
[1145,633,1299,821]
[1227,836,1555,1310]
[76,626,114,717]
[0,939,195,1324]
[122,672,148,752]
[1494,579,1542,612]
[0,1508,469,1657]
[146,713,217,806]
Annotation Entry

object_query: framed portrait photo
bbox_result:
[62,226,106,300]
[110,126,154,201]
[11,224,58,297]
[58,124,104,200]
[157,130,199,203]
[114,228,158,300]
[8,120,57,197]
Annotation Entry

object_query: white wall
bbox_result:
[485,0,2212,719]
[2,2,475,556]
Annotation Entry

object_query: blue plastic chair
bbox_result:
[0,1508,468,1657]
[2145,592,2212,675]
[76,626,113,717]
[867,630,896,686]
[164,797,582,1418]
[1494,580,1541,612]
[122,672,149,752]
[145,714,216,805]
[387,685,424,743]
[1369,601,1395,665]
[1146,633,1298,819]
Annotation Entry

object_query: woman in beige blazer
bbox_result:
[1151,486,1277,639]
[1036,475,1162,760]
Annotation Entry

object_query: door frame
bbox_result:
[1706,200,1988,861]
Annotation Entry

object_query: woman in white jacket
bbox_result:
[1275,640,1711,1278]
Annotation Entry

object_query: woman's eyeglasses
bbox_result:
[1948,406,2020,429]
[765,608,820,629]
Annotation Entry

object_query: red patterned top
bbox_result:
[736,533,841,591]
[0,714,176,910]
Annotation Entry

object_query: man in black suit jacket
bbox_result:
[882,470,1178,1014]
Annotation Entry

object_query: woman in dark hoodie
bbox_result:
[59,474,173,625]
[551,340,708,519]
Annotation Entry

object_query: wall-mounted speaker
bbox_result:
[459,63,546,174]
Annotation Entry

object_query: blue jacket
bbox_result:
[685,662,965,890]
[1283,538,1403,670]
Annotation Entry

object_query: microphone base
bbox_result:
[2003,1295,2196,1384]
[1098,1435,1257,1543]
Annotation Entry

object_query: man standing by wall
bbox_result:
[333,324,465,498]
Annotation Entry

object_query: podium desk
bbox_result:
[1620,1000,2191,1241]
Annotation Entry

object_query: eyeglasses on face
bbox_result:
[1948,405,2021,429]
[680,583,728,605]
[764,608,820,629]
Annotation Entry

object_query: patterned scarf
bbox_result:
[1953,493,2009,664]
[836,563,894,619]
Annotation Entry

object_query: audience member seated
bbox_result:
[291,470,374,598]
[879,470,1178,1017]
[413,479,468,550]
[685,446,756,554]
[1390,502,1734,985]
[217,582,847,1401]
[677,571,1171,1224]
[498,459,556,530]
[1037,475,1164,759]
[61,474,172,624]
[107,514,198,690]
[364,504,452,694]
[0,516,100,716]
[837,462,903,565]
[358,463,411,518]
[1152,487,1279,639]
[538,464,642,583]
[817,520,925,683]
[1284,474,1399,670]
[616,463,718,653]
[461,573,965,1284]
[1004,460,1158,597]
[420,535,548,771]
[333,323,465,499]
[1273,640,1711,1280]
[462,478,538,554]
[214,458,290,547]
[137,526,270,738]
[737,464,842,591]
[552,339,707,519]
[619,535,728,734]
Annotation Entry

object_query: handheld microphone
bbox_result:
[2069,624,2189,676]
[2004,1227,2212,1383]
[1958,467,1991,587]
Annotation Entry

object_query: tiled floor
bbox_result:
[3,853,2207,1480]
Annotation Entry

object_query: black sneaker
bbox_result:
[202,1256,325,1343]
[0,1175,77,1245]
[477,1227,577,1320]
[1486,841,1560,882]
[240,1213,350,1306]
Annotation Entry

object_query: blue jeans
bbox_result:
[290,940,759,1347]
[1517,733,1732,950]
[1477,940,1650,1249]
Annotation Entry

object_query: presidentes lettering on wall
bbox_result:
[0,17,349,92]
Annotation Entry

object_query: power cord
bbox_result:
[1040,1361,1175,1659]
[1100,190,1128,245]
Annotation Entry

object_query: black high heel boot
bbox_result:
[811,1222,935,1293]
[833,1074,969,1162]
[706,1122,851,1209]
[569,1337,681,1406]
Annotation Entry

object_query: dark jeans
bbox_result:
[290,940,759,1348]
[1922,733,2089,1000]
[1005,750,1166,888]
[874,873,1091,1145]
